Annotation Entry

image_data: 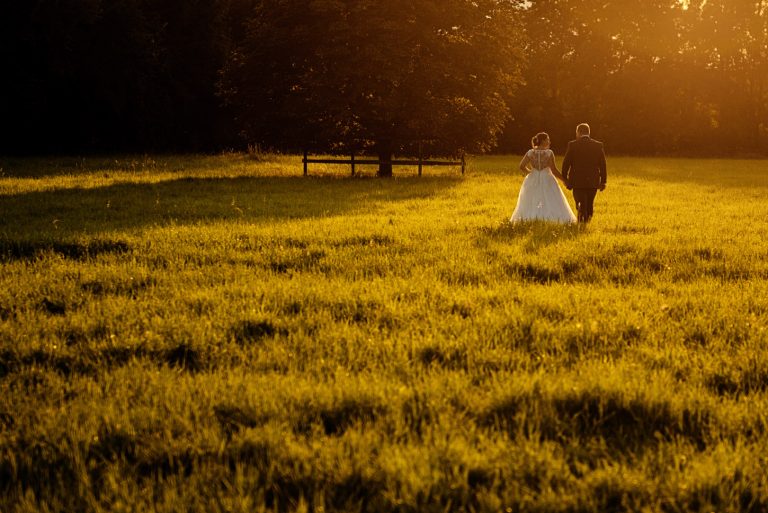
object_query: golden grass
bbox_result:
[1,153,767,512]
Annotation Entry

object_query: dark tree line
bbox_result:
[220,0,525,175]
[0,0,255,154]
[1,0,766,157]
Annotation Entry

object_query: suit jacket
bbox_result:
[562,136,607,189]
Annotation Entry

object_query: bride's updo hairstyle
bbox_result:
[531,132,549,148]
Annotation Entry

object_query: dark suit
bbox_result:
[561,136,607,223]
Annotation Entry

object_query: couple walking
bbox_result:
[510,123,607,224]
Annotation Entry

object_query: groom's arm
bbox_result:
[599,144,607,190]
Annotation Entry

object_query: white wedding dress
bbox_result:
[510,149,576,224]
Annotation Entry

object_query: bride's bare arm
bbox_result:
[548,151,565,180]
[550,157,564,180]
[519,154,531,174]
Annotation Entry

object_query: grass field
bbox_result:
[1,153,768,512]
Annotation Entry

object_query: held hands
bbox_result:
[599,183,607,191]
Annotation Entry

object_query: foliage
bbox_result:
[220,0,525,167]
[2,1,767,156]
[504,0,768,155]
[0,0,239,154]
[2,154,768,511]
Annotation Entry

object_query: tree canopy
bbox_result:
[1,0,767,157]
[503,0,768,154]
[220,0,525,174]
[0,0,240,154]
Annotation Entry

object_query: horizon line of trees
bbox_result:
[1,0,766,157]
[505,0,768,155]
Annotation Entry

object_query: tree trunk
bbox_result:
[377,140,393,177]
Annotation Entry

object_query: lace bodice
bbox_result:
[527,149,554,171]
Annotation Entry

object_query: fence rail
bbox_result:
[302,150,465,177]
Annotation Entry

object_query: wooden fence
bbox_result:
[302,150,465,177]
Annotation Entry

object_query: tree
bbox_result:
[221,0,526,176]
[501,0,768,156]
[0,0,238,154]
[684,0,768,151]
[502,0,688,154]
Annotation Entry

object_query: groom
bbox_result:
[561,123,607,223]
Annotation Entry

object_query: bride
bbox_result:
[510,132,577,224]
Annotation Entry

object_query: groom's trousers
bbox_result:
[572,188,598,223]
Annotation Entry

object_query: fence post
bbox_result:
[461,153,466,175]
[351,152,356,176]
[303,149,308,176]
[418,142,423,177]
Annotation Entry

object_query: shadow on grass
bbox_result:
[0,342,207,379]
[0,154,244,179]
[0,174,461,243]
[480,387,712,453]
[0,239,131,262]
[479,220,586,253]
